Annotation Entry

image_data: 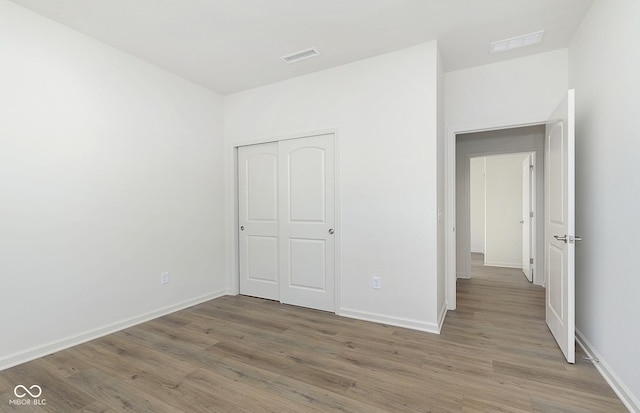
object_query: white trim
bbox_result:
[0,289,228,372]
[576,329,640,413]
[529,152,537,284]
[338,308,441,334]
[483,261,523,269]
[229,127,340,148]
[445,124,457,309]
[225,142,239,296]
[461,153,471,278]
[229,146,240,296]
[470,249,485,254]
[333,131,342,314]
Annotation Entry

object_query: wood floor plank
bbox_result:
[263,374,391,413]
[184,367,324,413]
[66,368,186,413]
[73,400,118,413]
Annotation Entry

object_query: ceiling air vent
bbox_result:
[490,30,544,54]
[280,47,320,64]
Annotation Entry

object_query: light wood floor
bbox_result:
[0,259,626,412]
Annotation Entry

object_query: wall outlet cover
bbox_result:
[372,276,381,289]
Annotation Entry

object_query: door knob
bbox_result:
[520,220,525,224]
[328,228,334,235]
[240,226,244,231]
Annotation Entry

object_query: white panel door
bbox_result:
[522,155,533,281]
[279,134,335,312]
[545,90,576,363]
[238,143,280,300]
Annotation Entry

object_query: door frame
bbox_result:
[446,120,544,310]
[522,152,536,282]
[227,128,341,313]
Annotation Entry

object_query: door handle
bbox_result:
[240,226,245,231]
[554,235,583,244]
[520,220,525,224]
[554,235,567,243]
[328,228,334,235]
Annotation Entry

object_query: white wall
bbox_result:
[445,49,569,129]
[569,0,640,408]
[225,42,443,332]
[484,153,527,268]
[469,157,485,253]
[0,1,227,369]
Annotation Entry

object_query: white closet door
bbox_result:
[238,143,280,300]
[278,134,335,312]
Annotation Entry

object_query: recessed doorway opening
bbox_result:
[468,152,537,284]
[454,125,546,289]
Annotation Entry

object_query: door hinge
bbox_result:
[530,211,534,218]
[530,258,534,264]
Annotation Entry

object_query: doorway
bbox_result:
[468,152,536,282]
[450,125,546,309]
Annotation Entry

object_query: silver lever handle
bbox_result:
[554,235,583,243]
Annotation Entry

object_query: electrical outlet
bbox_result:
[372,276,381,289]
[161,272,169,285]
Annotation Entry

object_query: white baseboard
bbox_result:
[575,329,640,413]
[483,260,522,269]
[470,249,485,254]
[338,308,440,334]
[457,272,471,279]
[0,289,229,372]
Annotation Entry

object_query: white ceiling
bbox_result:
[9,0,593,95]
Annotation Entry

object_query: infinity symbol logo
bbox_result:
[14,384,42,398]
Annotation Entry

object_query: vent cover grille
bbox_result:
[490,30,544,54]
[281,47,320,64]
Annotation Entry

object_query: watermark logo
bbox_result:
[9,385,46,406]
[14,385,42,398]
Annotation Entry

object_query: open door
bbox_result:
[522,154,533,282]
[545,89,576,363]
